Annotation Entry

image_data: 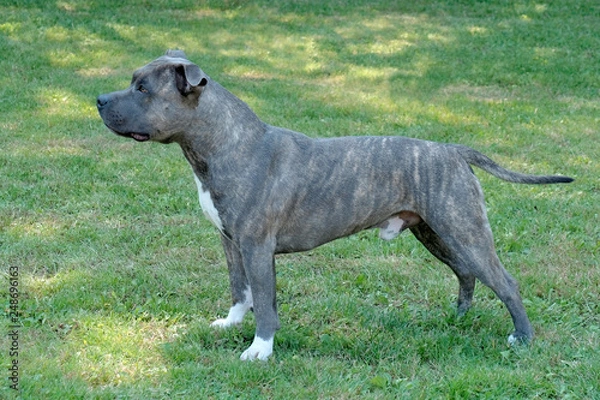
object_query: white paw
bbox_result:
[240,336,273,361]
[211,289,253,329]
[210,318,238,328]
[508,333,517,345]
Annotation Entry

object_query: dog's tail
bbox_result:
[451,144,574,184]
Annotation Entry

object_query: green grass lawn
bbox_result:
[1,0,599,398]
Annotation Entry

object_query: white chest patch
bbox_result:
[194,175,224,231]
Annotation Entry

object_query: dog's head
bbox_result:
[97,50,208,143]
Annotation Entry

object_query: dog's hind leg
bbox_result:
[410,223,476,316]
[469,247,534,344]
[459,241,533,344]
[426,219,534,345]
[211,236,253,328]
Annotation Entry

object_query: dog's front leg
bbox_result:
[239,238,279,361]
[211,236,253,328]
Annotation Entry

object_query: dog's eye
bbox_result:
[137,85,148,94]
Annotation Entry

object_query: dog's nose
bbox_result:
[96,94,110,109]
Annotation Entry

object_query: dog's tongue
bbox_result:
[131,133,150,142]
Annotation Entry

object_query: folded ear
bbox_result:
[174,63,208,96]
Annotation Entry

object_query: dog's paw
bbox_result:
[508,331,533,346]
[240,336,273,361]
[210,301,252,328]
[210,318,238,328]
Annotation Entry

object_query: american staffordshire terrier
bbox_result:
[97,50,573,361]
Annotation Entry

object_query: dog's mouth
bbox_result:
[105,124,150,142]
[130,132,151,142]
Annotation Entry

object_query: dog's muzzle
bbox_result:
[97,94,150,142]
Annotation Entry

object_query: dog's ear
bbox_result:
[166,49,188,60]
[174,63,208,96]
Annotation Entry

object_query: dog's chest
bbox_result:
[194,175,224,231]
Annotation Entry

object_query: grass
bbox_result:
[1,0,599,398]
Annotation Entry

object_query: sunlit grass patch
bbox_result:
[60,315,175,387]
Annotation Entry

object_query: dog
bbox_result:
[97,50,573,361]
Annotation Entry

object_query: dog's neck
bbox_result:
[178,80,266,183]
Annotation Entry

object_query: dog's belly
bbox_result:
[273,209,420,254]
